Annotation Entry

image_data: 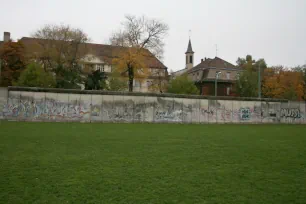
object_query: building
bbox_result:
[173,39,242,96]
[0,32,168,92]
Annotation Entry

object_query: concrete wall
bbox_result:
[1,87,305,124]
[0,88,8,120]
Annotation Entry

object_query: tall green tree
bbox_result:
[237,55,267,72]
[15,62,56,88]
[85,70,107,90]
[235,55,267,97]
[54,64,82,89]
[0,40,27,86]
[235,69,258,97]
[167,74,199,95]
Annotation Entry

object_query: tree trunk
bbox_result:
[128,65,134,92]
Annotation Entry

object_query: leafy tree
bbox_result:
[235,55,267,97]
[112,48,149,92]
[15,62,55,88]
[108,70,128,91]
[54,64,82,89]
[110,15,169,92]
[32,24,89,69]
[32,24,90,89]
[85,70,107,90]
[237,55,267,73]
[292,64,306,100]
[167,74,199,95]
[235,69,258,97]
[0,40,27,86]
[262,67,304,100]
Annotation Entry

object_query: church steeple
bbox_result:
[186,39,194,54]
[185,39,194,69]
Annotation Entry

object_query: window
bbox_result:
[150,68,156,76]
[160,70,165,76]
[227,87,230,95]
[190,56,193,64]
[96,64,104,72]
[226,72,230,80]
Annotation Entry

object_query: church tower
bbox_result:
[185,39,194,69]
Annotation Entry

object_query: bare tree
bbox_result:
[32,24,90,70]
[110,15,169,92]
[32,24,90,88]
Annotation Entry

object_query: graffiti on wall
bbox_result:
[261,102,280,122]
[201,104,262,122]
[155,110,183,121]
[91,106,101,117]
[280,108,301,119]
[221,109,232,121]
[154,98,183,122]
[231,106,261,122]
[240,108,251,120]
[201,109,214,116]
[134,103,146,122]
[3,96,90,120]
[102,102,132,121]
[1,91,306,124]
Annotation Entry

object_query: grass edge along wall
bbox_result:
[0,87,305,124]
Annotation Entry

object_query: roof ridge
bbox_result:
[19,36,167,69]
[214,56,236,67]
[21,37,159,57]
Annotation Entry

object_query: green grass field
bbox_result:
[0,122,306,204]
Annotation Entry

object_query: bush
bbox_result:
[167,74,199,95]
[15,62,56,88]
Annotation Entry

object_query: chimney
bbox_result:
[205,57,207,60]
[201,59,203,62]
[3,32,10,42]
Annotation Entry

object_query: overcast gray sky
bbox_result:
[1,0,305,71]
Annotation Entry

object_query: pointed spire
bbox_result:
[186,39,194,54]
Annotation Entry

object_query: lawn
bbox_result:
[0,122,306,204]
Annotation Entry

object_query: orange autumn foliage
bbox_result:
[0,40,27,86]
[112,48,150,92]
[262,67,305,101]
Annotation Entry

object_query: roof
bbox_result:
[19,37,167,69]
[188,57,240,73]
[185,39,194,54]
[172,68,188,76]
